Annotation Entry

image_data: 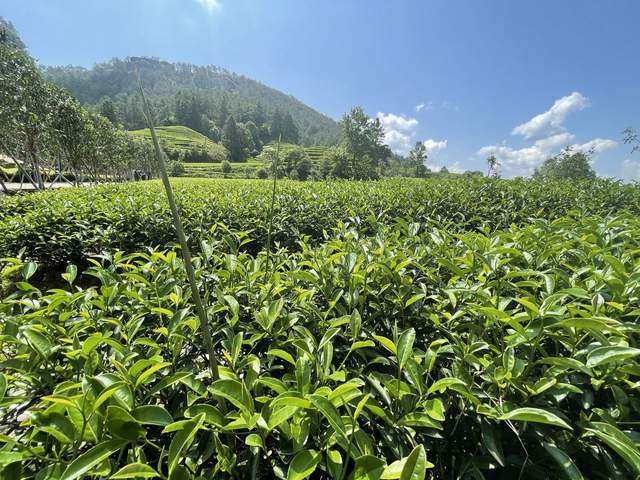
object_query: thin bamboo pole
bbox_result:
[137,76,220,382]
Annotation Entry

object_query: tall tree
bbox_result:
[487,154,500,178]
[339,106,387,179]
[0,17,26,51]
[222,115,246,162]
[217,95,229,129]
[282,112,300,144]
[408,141,427,177]
[99,98,119,125]
[270,109,285,142]
[533,149,596,180]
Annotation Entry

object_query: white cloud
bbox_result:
[415,103,425,112]
[478,93,617,177]
[426,160,464,174]
[377,112,448,159]
[572,138,617,155]
[512,92,590,139]
[377,112,418,132]
[423,139,448,156]
[477,134,616,177]
[621,159,640,181]
[195,0,221,11]
[377,112,419,155]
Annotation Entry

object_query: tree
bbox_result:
[99,98,119,125]
[270,109,285,142]
[222,115,247,162]
[0,17,26,51]
[339,106,387,179]
[487,154,500,178]
[408,141,427,177]
[217,95,229,129]
[533,148,596,180]
[623,127,639,154]
[283,147,312,180]
[221,160,232,176]
[282,112,300,144]
[244,121,262,153]
[326,146,351,179]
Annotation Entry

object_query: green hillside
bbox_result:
[44,57,341,146]
[129,125,217,152]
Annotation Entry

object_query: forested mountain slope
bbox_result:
[43,57,341,146]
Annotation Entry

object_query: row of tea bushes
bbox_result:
[1,177,639,270]
[1,213,639,478]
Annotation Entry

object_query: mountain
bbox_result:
[43,57,341,146]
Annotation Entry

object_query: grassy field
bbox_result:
[129,125,221,152]
[1,177,640,479]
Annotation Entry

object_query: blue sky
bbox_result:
[4,0,640,179]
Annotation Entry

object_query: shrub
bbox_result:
[256,167,268,179]
[1,214,639,478]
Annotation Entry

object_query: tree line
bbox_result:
[0,20,158,191]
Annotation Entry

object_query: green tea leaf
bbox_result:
[586,346,640,368]
[286,449,321,480]
[60,440,125,480]
[499,407,572,430]
[400,445,432,480]
[111,463,160,479]
[396,328,415,371]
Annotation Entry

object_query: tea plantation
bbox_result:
[1,177,640,479]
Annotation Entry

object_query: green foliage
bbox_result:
[339,107,390,179]
[1,177,639,270]
[0,16,26,51]
[1,208,640,478]
[534,149,597,180]
[0,42,149,186]
[43,57,341,146]
[222,116,249,162]
[129,125,228,163]
[408,142,428,178]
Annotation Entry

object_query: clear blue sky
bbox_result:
[4,0,640,179]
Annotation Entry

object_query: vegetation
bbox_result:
[534,149,596,180]
[42,57,342,146]
[2,13,640,480]
[1,180,640,478]
[1,176,639,271]
[129,126,226,158]
[0,30,155,190]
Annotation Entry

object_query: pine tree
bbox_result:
[222,115,246,162]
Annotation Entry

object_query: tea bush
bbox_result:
[1,177,639,270]
[1,213,639,478]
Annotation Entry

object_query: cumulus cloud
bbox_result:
[195,0,221,11]
[377,112,448,159]
[622,159,640,181]
[423,139,448,156]
[377,112,418,131]
[572,138,617,155]
[478,93,617,177]
[426,160,464,174]
[512,92,590,139]
[478,134,616,177]
[377,112,419,155]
